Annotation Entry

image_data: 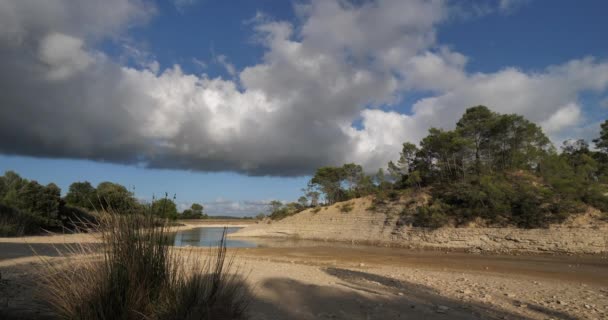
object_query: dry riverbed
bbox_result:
[1,236,607,319]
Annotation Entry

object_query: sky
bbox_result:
[0,0,607,216]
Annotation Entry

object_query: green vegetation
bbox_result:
[295,107,608,228]
[180,203,209,219]
[0,172,209,236]
[41,212,249,319]
[267,200,306,220]
[0,171,94,236]
[339,202,354,213]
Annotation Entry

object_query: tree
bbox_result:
[15,180,62,225]
[310,166,346,204]
[491,114,551,171]
[1,171,26,206]
[341,163,363,191]
[418,128,466,183]
[191,203,204,215]
[181,203,207,219]
[388,142,419,187]
[64,181,97,210]
[96,182,137,213]
[268,200,283,213]
[593,120,608,153]
[456,105,497,173]
[151,198,178,220]
[297,196,308,208]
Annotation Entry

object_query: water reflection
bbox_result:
[172,227,258,248]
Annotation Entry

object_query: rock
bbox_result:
[584,304,592,309]
[397,292,404,296]
[436,305,450,313]
[505,293,516,298]
[557,300,568,306]
[359,263,365,267]
[514,301,528,308]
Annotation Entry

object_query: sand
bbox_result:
[1,237,607,319]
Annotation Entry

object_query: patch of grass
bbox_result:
[39,212,249,320]
[311,207,321,213]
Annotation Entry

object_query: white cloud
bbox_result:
[540,103,582,134]
[0,0,607,179]
[215,54,237,77]
[201,199,270,216]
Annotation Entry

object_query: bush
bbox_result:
[339,202,354,213]
[40,213,249,319]
[412,201,449,229]
[0,204,41,236]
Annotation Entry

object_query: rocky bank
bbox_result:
[231,197,608,254]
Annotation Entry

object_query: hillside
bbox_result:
[231,195,608,254]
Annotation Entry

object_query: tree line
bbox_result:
[268,106,608,228]
[0,174,207,236]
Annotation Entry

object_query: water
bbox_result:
[171,227,258,248]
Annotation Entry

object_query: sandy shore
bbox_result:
[0,221,250,245]
[1,240,607,319]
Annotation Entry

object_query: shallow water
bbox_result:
[171,227,258,248]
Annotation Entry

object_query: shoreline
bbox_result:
[0,222,250,245]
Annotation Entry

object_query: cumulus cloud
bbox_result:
[0,0,607,177]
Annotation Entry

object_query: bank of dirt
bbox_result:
[232,197,608,254]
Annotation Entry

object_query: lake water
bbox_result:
[171,227,258,248]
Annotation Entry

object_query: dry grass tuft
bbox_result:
[38,213,249,320]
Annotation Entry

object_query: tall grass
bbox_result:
[39,213,249,319]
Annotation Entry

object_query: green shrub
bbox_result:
[339,202,354,213]
[412,202,449,229]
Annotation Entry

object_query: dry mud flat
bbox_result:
[2,243,607,320]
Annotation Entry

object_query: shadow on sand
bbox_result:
[248,267,577,320]
[0,245,579,320]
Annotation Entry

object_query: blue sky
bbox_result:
[1,0,607,215]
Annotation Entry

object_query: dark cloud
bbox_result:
[0,0,606,177]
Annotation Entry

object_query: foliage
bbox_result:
[267,200,306,220]
[152,197,179,220]
[385,106,607,228]
[0,203,48,236]
[64,181,97,210]
[181,203,208,219]
[96,181,139,214]
[593,120,608,153]
[412,201,449,229]
[0,171,66,234]
[255,213,266,220]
